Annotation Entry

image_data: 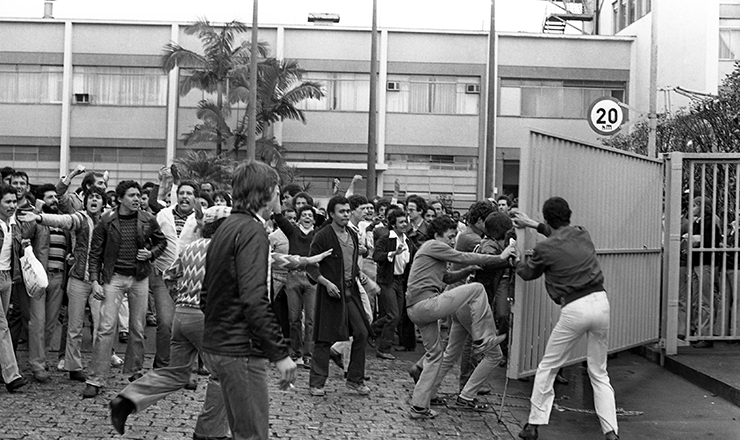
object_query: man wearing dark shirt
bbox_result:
[200,161,296,440]
[514,197,618,440]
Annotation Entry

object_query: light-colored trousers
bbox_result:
[528,291,618,435]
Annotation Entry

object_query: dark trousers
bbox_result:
[309,299,368,387]
[372,277,404,352]
[398,295,416,351]
[8,281,29,351]
[270,285,291,340]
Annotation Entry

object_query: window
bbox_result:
[387,154,477,171]
[613,0,651,33]
[720,30,740,59]
[499,79,626,119]
[386,75,479,115]
[295,72,369,111]
[73,67,167,106]
[0,65,63,104]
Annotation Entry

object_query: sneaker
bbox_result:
[57,358,66,371]
[302,357,312,370]
[33,369,51,383]
[82,384,100,399]
[5,376,28,393]
[146,315,158,327]
[110,353,124,368]
[110,395,135,435]
[472,334,506,356]
[409,406,437,420]
[376,350,395,360]
[128,372,143,382]
[518,423,539,439]
[429,397,447,406]
[456,395,489,411]
[309,387,326,397]
[118,331,129,343]
[346,381,370,396]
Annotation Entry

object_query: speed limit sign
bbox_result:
[587,97,624,136]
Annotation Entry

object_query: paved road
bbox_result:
[0,327,516,440]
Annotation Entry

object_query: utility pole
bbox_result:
[366,0,378,199]
[648,0,658,157]
[484,0,496,197]
[246,0,259,162]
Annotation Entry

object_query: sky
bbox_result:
[0,0,551,33]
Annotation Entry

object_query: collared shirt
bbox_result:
[0,216,14,271]
[388,230,410,275]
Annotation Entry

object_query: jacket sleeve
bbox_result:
[235,226,288,363]
[88,220,107,283]
[478,240,510,271]
[433,241,507,267]
[306,230,328,283]
[372,233,393,263]
[28,223,50,271]
[148,217,167,261]
[516,245,548,281]
[38,212,81,231]
[272,213,295,239]
[56,179,77,215]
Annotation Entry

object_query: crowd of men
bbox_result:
[0,163,619,440]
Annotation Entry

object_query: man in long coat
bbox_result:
[307,195,372,396]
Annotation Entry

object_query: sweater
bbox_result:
[406,239,508,307]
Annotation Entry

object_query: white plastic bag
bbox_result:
[21,245,48,300]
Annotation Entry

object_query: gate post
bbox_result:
[662,153,683,356]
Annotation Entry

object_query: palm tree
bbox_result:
[162,18,269,154]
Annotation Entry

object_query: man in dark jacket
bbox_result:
[307,195,371,397]
[83,181,167,398]
[514,197,618,440]
[200,161,296,440]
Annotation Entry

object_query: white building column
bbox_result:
[59,21,73,176]
[165,23,180,165]
[376,28,389,196]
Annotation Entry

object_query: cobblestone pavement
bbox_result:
[0,334,519,440]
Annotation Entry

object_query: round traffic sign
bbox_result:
[587,97,624,136]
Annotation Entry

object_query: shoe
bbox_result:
[518,423,538,440]
[346,380,370,395]
[429,397,446,406]
[110,395,135,435]
[456,395,489,411]
[118,331,129,343]
[605,431,619,440]
[409,406,437,419]
[367,335,377,348]
[302,357,312,370]
[309,387,326,397]
[110,353,124,368]
[555,374,569,385]
[57,358,66,371]
[146,316,157,327]
[376,350,395,360]
[329,349,344,369]
[69,371,87,382]
[33,369,51,383]
[184,379,198,390]
[128,372,143,382]
[408,364,422,384]
[5,376,28,393]
[693,340,714,349]
[472,334,506,356]
[82,384,100,398]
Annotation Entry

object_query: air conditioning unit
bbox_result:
[74,93,90,104]
[465,84,480,94]
[387,81,401,92]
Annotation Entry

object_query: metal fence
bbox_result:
[508,130,664,378]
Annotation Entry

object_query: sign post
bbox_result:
[587,97,624,136]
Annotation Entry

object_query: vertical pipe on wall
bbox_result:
[377,28,388,196]
[59,21,73,176]
[484,0,497,198]
[366,0,379,199]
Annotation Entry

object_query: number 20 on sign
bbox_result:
[587,97,624,136]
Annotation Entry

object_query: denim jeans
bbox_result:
[285,271,315,358]
[202,352,269,440]
[372,277,403,352]
[28,270,65,374]
[87,274,148,388]
[8,280,30,351]
[65,277,102,372]
[528,291,618,435]
[118,292,129,333]
[431,302,503,401]
[120,307,229,438]
[149,270,174,368]
[407,282,496,409]
[0,271,22,383]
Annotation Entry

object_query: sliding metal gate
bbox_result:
[508,131,664,378]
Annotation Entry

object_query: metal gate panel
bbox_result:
[509,131,663,378]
